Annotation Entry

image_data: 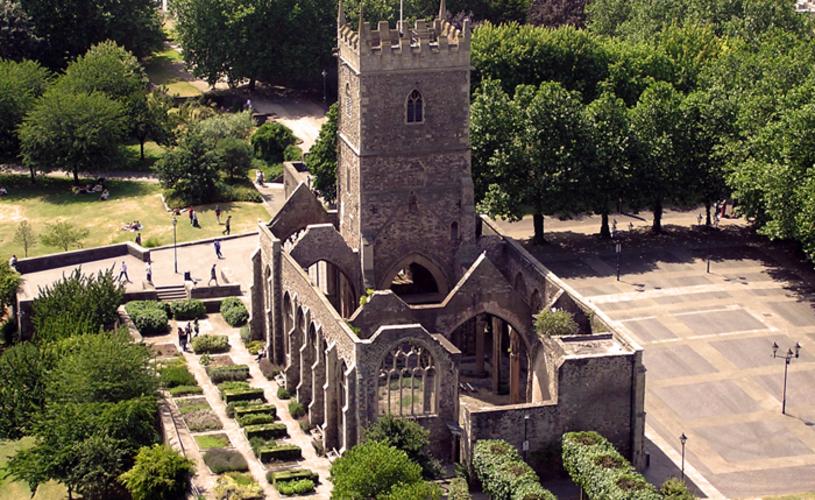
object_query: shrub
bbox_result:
[183,409,222,432]
[169,385,203,396]
[534,309,579,337]
[283,144,303,161]
[235,403,276,419]
[473,440,555,500]
[208,364,250,383]
[126,300,170,335]
[364,414,440,479]
[203,448,248,473]
[238,413,277,426]
[562,431,661,500]
[192,335,230,354]
[251,122,296,164]
[213,472,263,500]
[244,422,288,440]
[220,297,249,326]
[246,340,264,355]
[170,299,206,320]
[288,400,305,418]
[277,386,291,399]
[448,477,471,500]
[120,444,195,500]
[330,441,422,499]
[660,477,694,499]
[276,478,314,496]
[159,363,197,388]
[226,399,265,418]
[32,268,123,343]
[380,480,443,500]
[258,444,302,463]
[267,469,319,485]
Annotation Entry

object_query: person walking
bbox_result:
[215,205,222,224]
[193,318,200,337]
[118,261,130,283]
[208,264,218,286]
[145,261,152,283]
[214,239,223,259]
[8,255,17,270]
[188,207,195,225]
[135,232,142,246]
[222,215,231,235]
[192,211,200,228]
[177,326,185,351]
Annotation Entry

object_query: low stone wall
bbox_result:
[14,242,149,274]
[189,284,242,299]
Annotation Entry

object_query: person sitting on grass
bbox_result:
[0,186,7,196]
[99,189,110,201]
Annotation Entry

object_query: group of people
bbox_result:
[72,178,109,200]
[167,206,231,234]
[177,319,200,351]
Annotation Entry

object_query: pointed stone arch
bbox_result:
[378,253,450,301]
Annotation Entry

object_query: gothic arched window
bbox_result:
[406,89,424,123]
[378,341,437,416]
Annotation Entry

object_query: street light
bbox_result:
[772,341,802,415]
[523,414,530,461]
[172,215,178,274]
[615,239,622,281]
[321,69,327,104]
[679,433,687,481]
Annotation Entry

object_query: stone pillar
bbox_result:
[323,346,338,451]
[325,264,340,311]
[475,316,486,376]
[297,330,314,406]
[491,316,502,394]
[285,319,302,391]
[310,335,326,427]
[341,365,357,453]
[509,328,522,404]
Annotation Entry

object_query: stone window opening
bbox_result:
[378,341,437,417]
[406,89,424,124]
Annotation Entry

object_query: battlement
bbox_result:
[338,15,470,73]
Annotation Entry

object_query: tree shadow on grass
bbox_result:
[0,174,157,206]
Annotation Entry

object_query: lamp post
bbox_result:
[321,69,327,104]
[523,414,530,461]
[614,239,622,282]
[679,433,687,481]
[772,341,802,415]
[172,215,178,274]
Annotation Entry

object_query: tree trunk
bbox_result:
[140,139,145,161]
[532,213,544,245]
[28,165,35,183]
[600,211,611,239]
[652,198,663,233]
[249,77,256,91]
[72,168,79,185]
[705,201,711,226]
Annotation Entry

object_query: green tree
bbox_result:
[305,103,338,203]
[0,260,21,313]
[0,0,40,60]
[216,137,253,181]
[0,342,50,438]
[11,0,162,69]
[380,480,443,500]
[0,58,51,163]
[13,220,35,257]
[132,89,176,161]
[19,89,126,183]
[252,121,297,165]
[629,81,685,232]
[31,268,124,343]
[120,445,195,500]
[480,82,590,244]
[55,41,146,105]
[39,220,90,251]
[364,415,439,479]
[154,130,222,204]
[583,92,633,238]
[526,0,587,28]
[46,331,157,404]
[330,440,422,499]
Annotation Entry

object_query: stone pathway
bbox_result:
[161,395,219,496]
[177,315,333,498]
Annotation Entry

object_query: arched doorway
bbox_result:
[450,313,529,406]
[380,254,449,305]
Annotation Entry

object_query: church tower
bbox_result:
[336,4,476,302]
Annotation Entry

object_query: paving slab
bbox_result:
[654,380,760,421]
[674,309,768,335]
[643,346,718,380]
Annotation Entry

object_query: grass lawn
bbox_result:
[195,433,231,450]
[0,438,67,500]
[144,46,202,98]
[0,174,270,258]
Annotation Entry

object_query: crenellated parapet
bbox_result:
[338,16,470,73]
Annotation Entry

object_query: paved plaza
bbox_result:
[517,218,815,499]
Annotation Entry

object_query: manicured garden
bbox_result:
[0,174,268,258]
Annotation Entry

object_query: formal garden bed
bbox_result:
[175,397,223,432]
[218,381,266,404]
[159,357,204,396]
[213,471,263,500]
[194,433,232,450]
[268,468,318,496]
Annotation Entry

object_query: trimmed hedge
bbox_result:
[226,399,265,418]
[244,422,288,440]
[125,300,169,335]
[159,363,197,388]
[660,477,694,499]
[203,448,248,473]
[267,469,319,485]
[168,385,203,396]
[448,477,471,500]
[473,440,555,500]
[238,413,277,427]
[191,335,230,354]
[276,479,314,496]
[235,403,276,420]
[170,299,206,320]
[562,431,661,500]
[258,444,302,462]
[220,297,249,327]
[207,364,249,383]
[224,387,265,404]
